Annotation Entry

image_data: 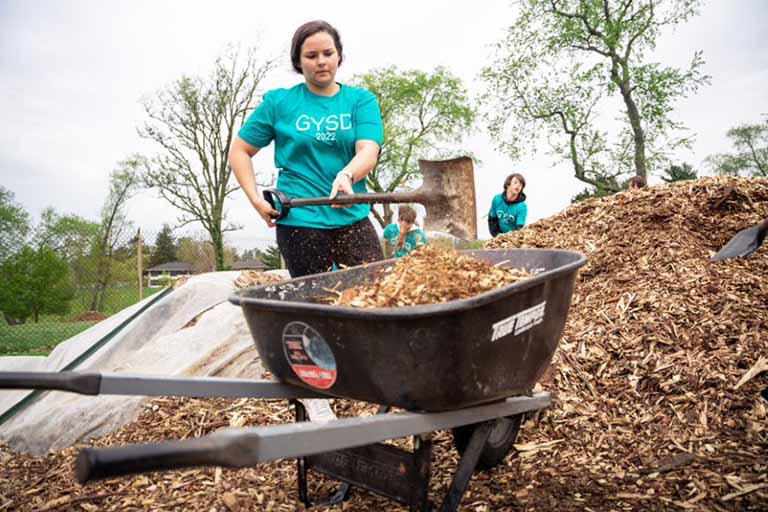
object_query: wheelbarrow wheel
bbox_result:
[451,414,523,470]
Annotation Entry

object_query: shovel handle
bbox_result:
[262,188,426,220]
[0,371,101,395]
[76,438,227,483]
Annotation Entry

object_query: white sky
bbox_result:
[1,0,766,248]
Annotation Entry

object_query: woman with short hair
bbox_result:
[229,20,384,277]
[488,173,527,237]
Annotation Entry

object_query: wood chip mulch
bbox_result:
[1,176,767,511]
[319,244,531,308]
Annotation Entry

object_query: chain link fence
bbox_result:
[0,226,481,356]
[0,227,280,357]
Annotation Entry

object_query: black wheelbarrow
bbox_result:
[0,248,585,511]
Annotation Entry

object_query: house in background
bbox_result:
[145,261,196,287]
[231,259,268,271]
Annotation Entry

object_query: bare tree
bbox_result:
[140,46,277,270]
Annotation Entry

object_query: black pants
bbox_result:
[276,218,384,278]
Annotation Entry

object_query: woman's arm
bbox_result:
[329,140,380,200]
[228,136,279,226]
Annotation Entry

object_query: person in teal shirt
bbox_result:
[229,20,385,277]
[383,205,428,258]
[488,173,527,237]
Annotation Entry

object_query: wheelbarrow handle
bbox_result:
[0,372,101,395]
[76,437,229,483]
[262,188,426,220]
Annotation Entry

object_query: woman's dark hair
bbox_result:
[397,205,418,251]
[290,20,343,74]
[397,205,417,224]
[503,173,526,194]
[628,175,646,189]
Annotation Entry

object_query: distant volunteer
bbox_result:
[383,205,427,258]
[488,173,528,237]
[228,20,384,277]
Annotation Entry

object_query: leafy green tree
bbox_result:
[0,246,75,324]
[35,208,99,262]
[240,247,265,262]
[661,162,697,182]
[706,117,767,177]
[351,66,475,227]
[140,46,277,270]
[89,156,142,311]
[34,208,100,293]
[482,0,708,188]
[0,186,31,263]
[149,224,177,267]
[261,245,282,271]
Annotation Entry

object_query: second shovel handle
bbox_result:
[76,437,226,483]
[0,371,101,395]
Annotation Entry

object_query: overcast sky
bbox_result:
[1,0,766,247]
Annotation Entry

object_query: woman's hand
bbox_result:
[252,197,280,227]
[329,171,354,208]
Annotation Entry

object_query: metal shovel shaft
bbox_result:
[288,190,428,207]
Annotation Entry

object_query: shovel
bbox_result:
[710,218,768,262]
[263,156,477,240]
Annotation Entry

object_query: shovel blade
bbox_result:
[418,157,477,240]
[711,222,768,261]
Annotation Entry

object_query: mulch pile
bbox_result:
[1,176,766,511]
[320,244,531,308]
[234,271,286,290]
[71,311,107,323]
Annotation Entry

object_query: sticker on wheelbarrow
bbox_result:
[491,301,546,342]
[282,321,337,389]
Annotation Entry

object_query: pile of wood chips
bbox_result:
[322,244,531,308]
[1,176,766,511]
[233,271,286,290]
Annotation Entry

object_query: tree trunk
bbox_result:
[3,312,24,326]
[211,227,225,271]
[382,204,395,228]
[96,264,112,312]
[88,263,104,311]
[612,60,647,178]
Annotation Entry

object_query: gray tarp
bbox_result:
[0,271,285,455]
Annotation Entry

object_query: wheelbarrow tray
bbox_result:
[230,248,585,411]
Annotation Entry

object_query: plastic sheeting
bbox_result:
[0,271,282,455]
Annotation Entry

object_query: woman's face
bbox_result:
[506,177,523,199]
[300,31,340,89]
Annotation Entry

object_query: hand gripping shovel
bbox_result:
[710,218,768,262]
[263,157,477,240]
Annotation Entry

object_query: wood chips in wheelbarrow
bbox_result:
[320,244,531,308]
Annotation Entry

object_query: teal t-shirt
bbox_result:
[238,83,384,229]
[383,224,428,258]
[488,193,527,233]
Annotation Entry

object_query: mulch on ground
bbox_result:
[1,176,766,511]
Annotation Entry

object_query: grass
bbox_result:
[0,285,163,356]
[0,321,97,356]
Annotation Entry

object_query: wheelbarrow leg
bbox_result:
[294,400,352,507]
[439,419,496,512]
[295,402,392,508]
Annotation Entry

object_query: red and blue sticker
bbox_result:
[282,321,337,389]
